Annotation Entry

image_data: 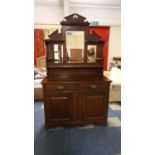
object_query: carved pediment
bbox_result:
[87,31,105,44]
[45,30,64,43]
[60,13,90,26]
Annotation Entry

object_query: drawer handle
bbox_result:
[57,85,64,90]
[90,85,97,89]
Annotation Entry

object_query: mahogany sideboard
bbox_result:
[42,77,111,128]
[41,13,111,128]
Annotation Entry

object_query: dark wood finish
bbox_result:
[87,31,105,44]
[45,13,105,78]
[42,77,111,128]
[42,14,111,128]
[60,13,90,26]
[82,92,106,120]
[47,67,103,79]
[46,92,73,122]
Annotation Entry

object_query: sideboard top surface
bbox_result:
[42,76,111,84]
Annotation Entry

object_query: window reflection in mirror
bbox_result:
[87,45,97,63]
[66,31,84,63]
[54,44,63,63]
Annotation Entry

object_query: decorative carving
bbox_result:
[87,31,105,44]
[45,30,64,43]
[60,13,90,26]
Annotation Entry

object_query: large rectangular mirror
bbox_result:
[66,31,84,63]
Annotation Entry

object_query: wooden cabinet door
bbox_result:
[45,92,73,122]
[82,91,107,121]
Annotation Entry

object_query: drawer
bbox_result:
[77,83,107,91]
[46,83,76,91]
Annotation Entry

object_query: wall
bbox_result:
[69,7,120,26]
[34,5,120,26]
[34,24,61,30]
[108,26,121,68]
[34,5,63,24]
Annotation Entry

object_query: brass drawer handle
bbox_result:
[57,85,64,90]
[90,85,97,89]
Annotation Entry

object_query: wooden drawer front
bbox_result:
[78,83,107,91]
[46,83,75,91]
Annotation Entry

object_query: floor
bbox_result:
[34,101,121,155]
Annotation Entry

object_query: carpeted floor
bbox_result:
[34,101,121,155]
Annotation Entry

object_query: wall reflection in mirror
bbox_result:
[66,31,84,63]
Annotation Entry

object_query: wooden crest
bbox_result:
[60,13,90,26]
[87,31,105,44]
[45,30,64,43]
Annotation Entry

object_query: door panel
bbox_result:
[82,92,106,120]
[46,92,73,122]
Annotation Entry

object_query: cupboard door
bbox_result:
[46,92,73,122]
[82,92,107,120]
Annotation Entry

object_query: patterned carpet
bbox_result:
[34,101,121,155]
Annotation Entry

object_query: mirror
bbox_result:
[66,31,84,63]
[54,44,63,63]
[87,45,97,63]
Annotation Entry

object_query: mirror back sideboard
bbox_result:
[42,14,111,128]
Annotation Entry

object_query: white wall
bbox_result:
[70,7,120,26]
[34,24,61,30]
[34,5,63,24]
[34,4,120,26]
[108,26,121,68]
